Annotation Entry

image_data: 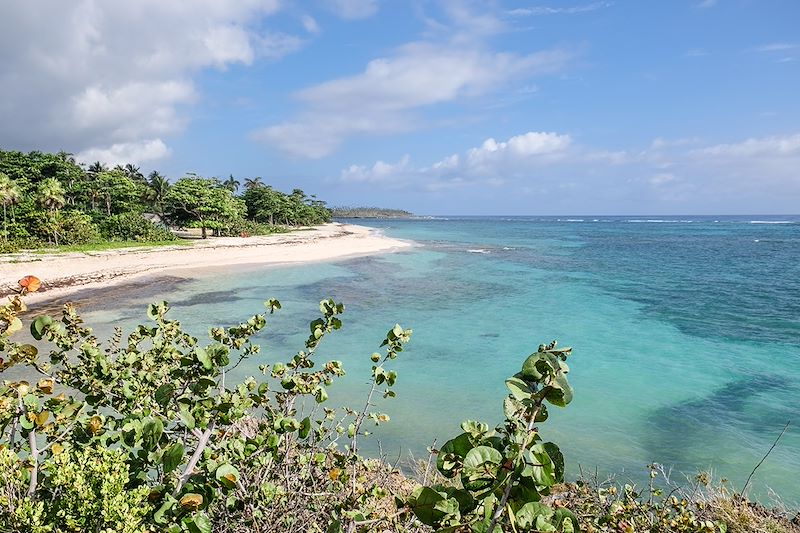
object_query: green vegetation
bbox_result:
[0,279,797,533]
[331,206,413,218]
[0,149,332,252]
[407,342,578,532]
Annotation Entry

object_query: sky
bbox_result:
[0,0,798,215]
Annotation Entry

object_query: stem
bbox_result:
[741,420,790,497]
[27,428,38,497]
[174,421,215,495]
[487,400,542,533]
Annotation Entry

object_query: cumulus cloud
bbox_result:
[254,43,572,158]
[338,131,573,186]
[336,131,800,211]
[0,0,296,161]
[76,139,171,166]
[341,155,411,183]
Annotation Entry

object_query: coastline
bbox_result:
[0,223,412,303]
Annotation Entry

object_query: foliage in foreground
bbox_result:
[406,342,578,532]
[0,276,410,532]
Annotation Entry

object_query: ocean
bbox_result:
[65,215,800,503]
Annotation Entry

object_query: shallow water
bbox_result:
[47,216,800,503]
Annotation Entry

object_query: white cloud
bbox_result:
[649,172,677,186]
[694,134,800,158]
[0,0,296,160]
[254,42,572,157]
[76,139,171,166]
[337,131,800,210]
[341,155,411,183]
[324,0,379,20]
[302,15,321,34]
[755,43,798,52]
[338,131,573,188]
[507,2,612,16]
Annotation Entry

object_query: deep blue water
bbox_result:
[75,215,800,503]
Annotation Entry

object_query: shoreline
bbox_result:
[0,223,412,304]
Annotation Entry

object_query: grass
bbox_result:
[31,239,191,254]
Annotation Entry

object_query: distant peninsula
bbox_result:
[331,206,413,218]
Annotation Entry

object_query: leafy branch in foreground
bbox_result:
[0,276,410,532]
[407,341,580,532]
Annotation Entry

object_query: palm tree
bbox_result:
[244,177,263,190]
[223,175,241,194]
[0,173,21,241]
[38,178,66,246]
[124,163,147,184]
[87,161,106,176]
[147,172,171,215]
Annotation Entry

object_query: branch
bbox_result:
[27,428,38,497]
[174,421,216,496]
[741,420,790,497]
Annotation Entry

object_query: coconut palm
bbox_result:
[223,175,241,194]
[243,176,263,190]
[87,161,106,176]
[0,172,21,241]
[124,163,146,184]
[147,172,171,215]
[38,178,66,246]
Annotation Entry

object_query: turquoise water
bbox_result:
[69,216,800,503]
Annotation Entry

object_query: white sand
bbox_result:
[0,223,411,302]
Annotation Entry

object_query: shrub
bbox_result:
[216,218,287,237]
[1,278,412,532]
[101,212,176,241]
[58,211,102,245]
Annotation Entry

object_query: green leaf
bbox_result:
[30,315,53,340]
[505,376,532,401]
[215,464,240,489]
[163,442,185,474]
[461,446,502,491]
[553,508,580,532]
[543,442,565,483]
[179,409,195,430]
[154,383,175,407]
[185,512,212,533]
[409,487,447,527]
[195,347,212,370]
[299,417,311,439]
[520,353,546,380]
[515,502,554,530]
[142,417,164,451]
[437,433,475,477]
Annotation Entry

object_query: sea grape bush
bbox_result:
[0,276,410,532]
[407,341,580,532]
[0,275,584,532]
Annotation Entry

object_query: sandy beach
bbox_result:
[0,223,411,303]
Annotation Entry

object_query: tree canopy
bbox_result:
[0,148,332,251]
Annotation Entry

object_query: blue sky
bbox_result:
[1,1,798,214]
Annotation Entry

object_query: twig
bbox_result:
[174,421,216,495]
[741,420,790,497]
[27,428,38,497]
